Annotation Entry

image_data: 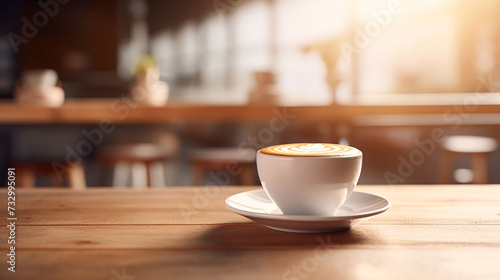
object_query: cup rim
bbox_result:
[257,149,362,159]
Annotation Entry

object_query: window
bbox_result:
[147,0,500,103]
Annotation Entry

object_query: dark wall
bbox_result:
[8,0,118,75]
[0,1,19,99]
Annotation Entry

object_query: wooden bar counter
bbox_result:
[1,185,499,279]
[1,93,500,124]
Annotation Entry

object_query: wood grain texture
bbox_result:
[0,185,499,280]
[1,224,499,250]
[1,186,499,226]
[2,249,500,280]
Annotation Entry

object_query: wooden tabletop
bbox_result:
[1,185,500,279]
[1,96,500,124]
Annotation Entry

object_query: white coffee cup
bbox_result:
[257,143,362,216]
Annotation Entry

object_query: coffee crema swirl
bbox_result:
[259,143,361,157]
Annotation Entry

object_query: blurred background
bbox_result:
[1,0,500,187]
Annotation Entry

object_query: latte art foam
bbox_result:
[259,143,361,157]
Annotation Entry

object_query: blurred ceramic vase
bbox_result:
[248,71,283,105]
[131,67,169,106]
[14,69,65,106]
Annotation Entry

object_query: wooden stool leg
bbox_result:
[240,164,255,186]
[17,170,35,188]
[145,162,153,188]
[191,163,205,185]
[145,161,158,188]
[131,162,147,188]
[67,164,86,190]
[471,153,488,184]
[438,151,455,184]
[148,161,165,187]
[112,162,129,187]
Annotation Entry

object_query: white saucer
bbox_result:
[225,190,390,233]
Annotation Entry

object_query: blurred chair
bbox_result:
[189,148,256,185]
[438,136,498,184]
[99,133,179,187]
[12,162,86,190]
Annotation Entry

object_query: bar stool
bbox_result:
[12,162,86,190]
[189,148,256,185]
[438,136,498,184]
[99,132,180,187]
[99,144,171,187]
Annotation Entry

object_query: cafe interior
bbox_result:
[1,0,500,188]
